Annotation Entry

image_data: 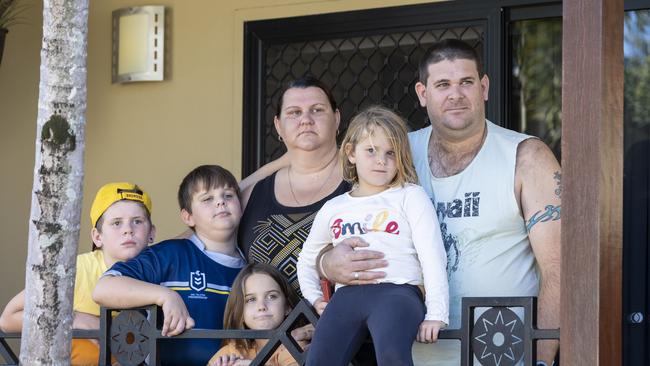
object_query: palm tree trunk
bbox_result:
[20,0,89,364]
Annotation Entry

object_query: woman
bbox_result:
[239,76,349,295]
[239,77,385,366]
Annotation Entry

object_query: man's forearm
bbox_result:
[536,270,560,364]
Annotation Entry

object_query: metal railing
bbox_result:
[0,296,559,366]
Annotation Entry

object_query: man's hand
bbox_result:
[158,289,195,336]
[322,237,388,285]
[416,320,445,343]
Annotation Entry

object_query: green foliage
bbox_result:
[512,18,562,156]
[624,11,650,129]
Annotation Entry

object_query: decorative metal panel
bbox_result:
[0,297,560,366]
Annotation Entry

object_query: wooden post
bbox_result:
[561,0,623,365]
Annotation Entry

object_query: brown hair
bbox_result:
[177,165,241,214]
[340,105,418,187]
[222,263,299,352]
[418,39,483,83]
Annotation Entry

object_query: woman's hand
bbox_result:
[321,237,388,285]
[416,320,446,343]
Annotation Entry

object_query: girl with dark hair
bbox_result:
[207,263,303,366]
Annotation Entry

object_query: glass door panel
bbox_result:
[623,8,650,366]
[509,17,562,159]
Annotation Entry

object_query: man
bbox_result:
[321,39,560,366]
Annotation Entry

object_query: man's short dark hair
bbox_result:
[418,39,483,83]
[178,165,240,213]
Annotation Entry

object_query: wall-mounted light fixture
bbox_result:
[112,6,165,83]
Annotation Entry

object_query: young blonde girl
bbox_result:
[296,105,449,366]
[208,263,304,366]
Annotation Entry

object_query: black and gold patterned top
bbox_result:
[239,172,350,296]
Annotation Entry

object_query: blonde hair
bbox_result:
[340,105,418,187]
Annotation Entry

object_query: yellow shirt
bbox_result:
[70,250,108,365]
[208,340,304,366]
[73,250,108,316]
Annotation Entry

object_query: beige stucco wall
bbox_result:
[0,0,438,315]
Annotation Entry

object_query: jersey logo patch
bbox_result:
[190,270,206,292]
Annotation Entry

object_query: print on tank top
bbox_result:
[434,192,481,274]
[436,192,480,219]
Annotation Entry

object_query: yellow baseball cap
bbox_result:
[90,182,152,229]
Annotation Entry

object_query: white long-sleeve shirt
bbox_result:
[297,183,449,323]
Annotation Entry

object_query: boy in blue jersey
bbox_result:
[93,165,246,365]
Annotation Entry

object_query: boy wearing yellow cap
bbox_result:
[0,182,155,365]
[93,165,246,366]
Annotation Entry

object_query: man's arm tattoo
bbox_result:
[554,171,562,199]
[526,205,561,233]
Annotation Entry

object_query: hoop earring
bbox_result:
[278,135,283,142]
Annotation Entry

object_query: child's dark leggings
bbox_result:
[306,283,425,366]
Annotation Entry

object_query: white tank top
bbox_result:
[408,120,539,329]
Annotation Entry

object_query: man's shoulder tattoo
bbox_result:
[554,171,562,199]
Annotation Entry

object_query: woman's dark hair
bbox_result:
[275,76,337,117]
